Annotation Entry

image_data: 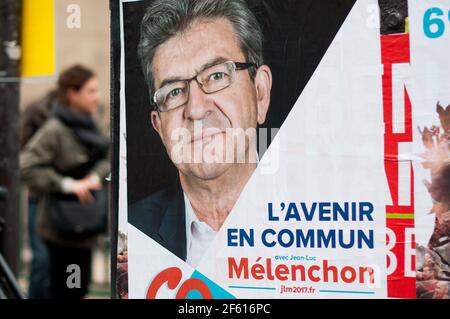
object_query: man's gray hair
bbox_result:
[137,0,264,100]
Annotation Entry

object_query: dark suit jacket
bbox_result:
[128,182,187,261]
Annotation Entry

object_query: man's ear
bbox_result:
[254,64,272,125]
[151,110,164,141]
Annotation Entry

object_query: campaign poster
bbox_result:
[110,0,450,299]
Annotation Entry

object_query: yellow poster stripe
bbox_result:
[21,0,55,77]
[386,213,415,219]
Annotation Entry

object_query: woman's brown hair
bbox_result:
[57,64,95,105]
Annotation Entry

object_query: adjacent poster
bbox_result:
[111,0,450,299]
[409,0,450,300]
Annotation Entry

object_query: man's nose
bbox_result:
[183,80,212,120]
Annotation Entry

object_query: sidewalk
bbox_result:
[19,237,111,299]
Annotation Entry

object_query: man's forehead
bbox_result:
[152,18,245,87]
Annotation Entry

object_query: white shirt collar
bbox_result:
[184,192,217,267]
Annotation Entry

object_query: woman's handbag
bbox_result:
[48,189,107,238]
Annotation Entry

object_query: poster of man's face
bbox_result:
[129,0,274,267]
[112,0,450,300]
[121,0,355,265]
[115,0,357,299]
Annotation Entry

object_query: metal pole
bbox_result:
[0,0,22,276]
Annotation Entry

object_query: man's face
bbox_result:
[150,18,271,181]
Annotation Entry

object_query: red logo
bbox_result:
[146,267,212,299]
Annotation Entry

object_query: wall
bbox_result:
[20,0,110,130]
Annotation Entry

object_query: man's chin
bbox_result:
[181,162,230,181]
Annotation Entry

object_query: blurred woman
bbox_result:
[20,65,110,299]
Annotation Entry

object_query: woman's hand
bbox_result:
[70,176,102,204]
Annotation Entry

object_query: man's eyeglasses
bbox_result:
[152,61,256,112]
